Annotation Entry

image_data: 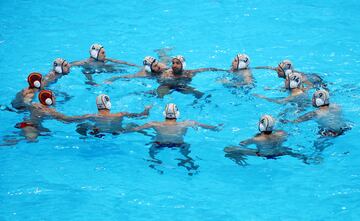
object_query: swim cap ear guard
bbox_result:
[38,90,54,106]
[173,55,186,70]
[96,94,111,110]
[285,72,302,89]
[235,54,250,70]
[258,115,275,133]
[278,60,293,78]
[90,43,103,60]
[27,72,42,89]
[312,90,330,107]
[163,103,180,119]
[143,56,156,73]
[53,58,67,74]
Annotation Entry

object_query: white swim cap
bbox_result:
[285,72,302,89]
[96,94,111,110]
[90,43,103,60]
[53,58,66,74]
[143,56,157,73]
[235,54,250,70]
[163,103,180,119]
[258,115,275,132]
[172,55,186,70]
[312,90,330,107]
[279,60,293,70]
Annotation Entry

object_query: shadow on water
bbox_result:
[146,142,199,176]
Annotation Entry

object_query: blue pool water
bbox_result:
[1,0,360,220]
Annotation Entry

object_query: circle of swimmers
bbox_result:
[6,43,351,168]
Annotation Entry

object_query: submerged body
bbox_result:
[156,55,223,98]
[224,130,307,164]
[224,115,308,165]
[76,109,150,137]
[131,103,220,174]
[293,104,349,136]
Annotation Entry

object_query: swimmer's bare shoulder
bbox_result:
[183,120,196,127]
[253,130,287,141]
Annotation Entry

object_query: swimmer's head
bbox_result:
[285,72,302,89]
[163,103,180,119]
[38,90,55,106]
[90,43,106,61]
[151,61,166,74]
[312,90,330,107]
[96,94,111,110]
[258,115,275,133]
[277,60,293,78]
[172,55,186,74]
[53,58,70,75]
[143,56,156,72]
[232,54,250,70]
[143,56,167,74]
[27,72,42,89]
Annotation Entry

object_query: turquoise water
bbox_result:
[1,0,360,220]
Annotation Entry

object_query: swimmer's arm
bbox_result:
[191,121,221,131]
[42,72,57,87]
[106,58,139,67]
[52,113,94,123]
[253,66,276,71]
[104,71,146,84]
[292,111,317,123]
[131,123,155,131]
[303,79,313,88]
[239,138,255,147]
[70,60,87,66]
[191,68,227,75]
[252,94,284,104]
[224,145,258,156]
[121,106,152,119]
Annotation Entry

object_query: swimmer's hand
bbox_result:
[214,123,224,132]
[143,105,153,115]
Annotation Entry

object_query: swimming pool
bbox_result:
[1,0,360,220]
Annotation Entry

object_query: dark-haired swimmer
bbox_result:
[42,58,71,87]
[156,55,224,98]
[75,94,151,137]
[11,72,43,111]
[224,115,308,165]
[70,43,138,83]
[255,59,326,89]
[283,90,350,137]
[104,56,168,84]
[130,103,221,174]
[253,72,310,108]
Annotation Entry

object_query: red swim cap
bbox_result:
[27,72,42,89]
[38,90,54,106]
